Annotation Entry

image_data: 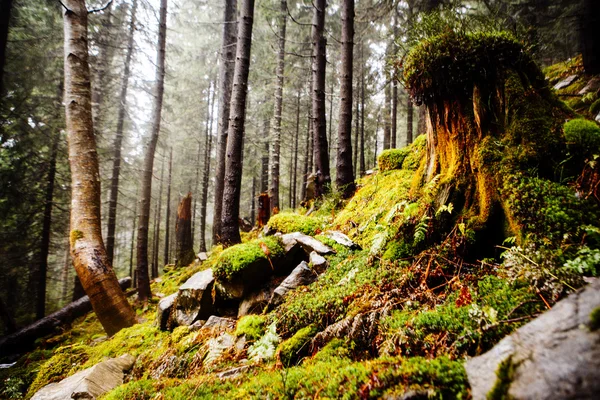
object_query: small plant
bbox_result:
[563,118,600,154]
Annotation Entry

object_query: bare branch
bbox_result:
[88,0,113,14]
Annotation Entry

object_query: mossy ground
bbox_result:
[266,212,326,236]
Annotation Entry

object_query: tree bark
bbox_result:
[0,278,132,357]
[63,0,136,336]
[261,123,270,193]
[90,1,113,138]
[251,176,256,225]
[581,0,600,74]
[106,0,138,266]
[270,0,287,212]
[163,147,172,265]
[353,78,359,177]
[407,96,414,144]
[336,0,355,199]
[311,0,330,197]
[151,154,165,279]
[360,54,366,176]
[257,193,270,227]
[391,8,398,149]
[220,0,255,246]
[0,296,16,335]
[0,0,13,95]
[292,89,300,208]
[136,0,168,302]
[129,200,136,284]
[199,80,215,252]
[175,193,195,267]
[213,0,238,244]
[383,75,391,150]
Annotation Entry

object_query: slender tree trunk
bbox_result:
[328,76,334,168]
[221,0,255,246]
[163,147,172,264]
[129,201,136,284]
[91,2,113,138]
[61,240,71,304]
[360,55,366,176]
[175,193,195,267]
[383,76,391,149]
[374,110,380,167]
[106,0,138,266]
[292,89,300,208]
[270,0,287,212]
[311,0,330,197]
[581,0,600,74]
[261,122,269,193]
[302,84,312,201]
[407,96,414,145]
[213,0,238,244]
[353,77,360,177]
[191,139,202,243]
[391,8,398,149]
[199,80,215,252]
[0,0,13,95]
[151,154,165,278]
[63,0,136,335]
[251,176,256,225]
[335,0,355,199]
[136,0,168,302]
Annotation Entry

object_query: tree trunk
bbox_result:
[0,296,16,335]
[374,110,380,167]
[151,154,165,279]
[213,0,238,244]
[383,72,391,150]
[302,82,312,201]
[336,0,355,199]
[292,89,300,208]
[163,147,172,265]
[63,0,136,336]
[257,193,270,227]
[199,80,215,252]
[353,79,359,177]
[106,0,138,266]
[0,278,132,357]
[35,131,59,319]
[417,105,426,135]
[136,0,168,302]
[360,57,366,176]
[311,0,330,197]
[251,176,256,225]
[270,0,287,212]
[261,125,270,193]
[328,76,334,168]
[129,200,137,284]
[175,193,195,267]
[61,240,71,304]
[220,0,255,246]
[407,96,414,144]
[391,8,398,149]
[0,0,13,94]
[581,0,600,74]
[90,2,113,139]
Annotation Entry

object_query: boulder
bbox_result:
[465,280,600,400]
[173,269,215,326]
[281,232,335,256]
[553,74,578,90]
[578,77,600,95]
[269,261,318,308]
[156,293,177,331]
[202,316,236,333]
[324,230,361,250]
[31,354,135,400]
[309,251,327,274]
[197,252,209,261]
[238,278,281,317]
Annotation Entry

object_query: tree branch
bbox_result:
[88,0,113,14]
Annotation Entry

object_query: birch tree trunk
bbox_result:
[136,0,168,302]
[220,0,255,246]
[213,0,238,244]
[106,0,137,265]
[62,0,136,335]
[335,0,355,199]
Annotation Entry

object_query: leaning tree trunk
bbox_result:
[136,0,168,302]
[62,0,136,336]
[220,0,255,246]
[175,193,195,267]
[311,0,331,197]
[106,0,138,266]
[335,0,355,199]
[270,0,287,212]
[0,0,12,94]
[213,0,238,244]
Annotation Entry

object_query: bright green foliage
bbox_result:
[266,213,324,235]
[378,148,411,172]
[563,118,600,153]
[235,315,267,342]
[276,325,318,367]
[401,134,427,171]
[213,237,285,281]
[312,338,353,361]
[247,321,281,363]
[563,247,600,276]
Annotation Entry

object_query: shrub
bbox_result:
[563,118,600,154]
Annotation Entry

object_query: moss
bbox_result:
[213,237,285,282]
[382,240,414,261]
[0,349,53,399]
[266,213,324,236]
[563,118,600,154]
[235,315,266,342]
[101,379,156,400]
[276,324,318,367]
[487,356,516,400]
[402,134,427,171]
[590,99,600,116]
[589,307,600,331]
[69,229,83,247]
[378,148,411,172]
[312,338,353,361]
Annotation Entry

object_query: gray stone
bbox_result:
[197,252,208,261]
[309,251,327,273]
[238,279,280,317]
[578,77,600,95]
[269,261,317,307]
[281,232,335,255]
[202,316,236,333]
[204,333,237,366]
[173,269,215,326]
[324,230,361,249]
[156,293,177,331]
[31,354,135,400]
[465,280,600,400]
[553,74,579,90]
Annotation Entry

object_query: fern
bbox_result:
[248,321,281,363]
[414,215,431,244]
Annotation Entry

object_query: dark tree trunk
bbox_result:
[407,96,414,144]
[213,0,238,244]
[581,0,600,74]
[106,0,138,266]
[129,200,137,284]
[0,0,12,94]
[353,79,359,177]
[270,0,287,212]
[311,0,330,197]
[151,154,165,279]
[417,105,426,135]
[72,276,85,302]
[391,8,398,149]
[0,296,16,334]
[336,0,355,199]
[374,110,380,167]
[220,0,255,246]
[163,147,172,265]
[61,241,70,304]
[63,0,136,336]
[292,89,300,208]
[251,176,256,225]
[199,80,215,252]
[302,82,312,201]
[257,193,270,227]
[383,76,391,149]
[360,57,366,176]
[261,126,269,193]
[328,76,334,167]
[35,131,59,319]
[175,193,195,267]
[136,0,168,302]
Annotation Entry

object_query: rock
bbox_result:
[324,230,361,249]
[173,269,215,326]
[553,74,578,90]
[269,261,318,308]
[238,278,281,317]
[262,224,276,236]
[217,365,250,380]
[31,354,135,400]
[578,77,600,95]
[197,252,208,261]
[204,333,237,366]
[309,251,327,273]
[156,293,177,331]
[465,280,600,400]
[202,316,236,333]
[281,232,335,256]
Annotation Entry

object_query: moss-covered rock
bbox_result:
[564,118,600,154]
[378,148,411,172]
[266,213,324,236]
[213,237,284,282]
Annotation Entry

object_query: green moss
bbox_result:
[402,134,427,171]
[487,356,516,400]
[589,307,600,331]
[235,315,267,342]
[266,213,324,236]
[589,99,600,116]
[382,240,414,261]
[276,325,318,367]
[563,118,600,154]
[378,148,411,172]
[213,237,285,282]
[312,338,353,361]
[101,379,156,400]
[69,229,83,247]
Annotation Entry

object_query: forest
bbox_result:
[1,0,600,398]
